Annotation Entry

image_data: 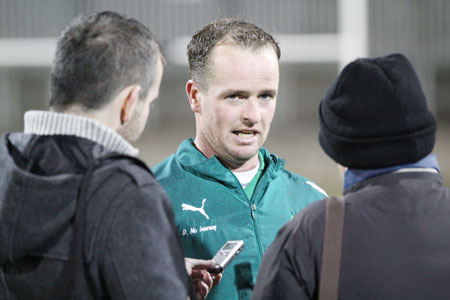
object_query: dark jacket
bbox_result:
[0,133,194,299]
[251,171,450,300]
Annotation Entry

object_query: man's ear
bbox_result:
[186,79,202,114]
[120,85,141,124]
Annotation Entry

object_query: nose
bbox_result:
[241,98,261,125]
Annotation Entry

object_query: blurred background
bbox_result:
[0,0,449,195]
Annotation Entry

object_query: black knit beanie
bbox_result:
[318,53,437,169]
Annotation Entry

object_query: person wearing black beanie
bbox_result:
[318,53,437,169]
[252,53,450,300]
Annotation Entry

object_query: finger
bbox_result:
[190,259,216,270]
[211,272,222,286]
[184,258,193,275]
[195,280,210,300]
[201,270,214,290]
[185,258,215,275]
[190,269,204,280]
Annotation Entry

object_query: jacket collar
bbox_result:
[344,154,441,193]
[24,110,139,157]
[176,139,285,188]
[344,170,443,195]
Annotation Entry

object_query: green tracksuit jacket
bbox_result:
[152,139,327,300]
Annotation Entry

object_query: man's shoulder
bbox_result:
[295,197,327,223]
[152,153,178,181]
[277,169,328,198]
[152,139,202,182]
[97,154,157,188]
[261,148,327,198]
[90,156,171,219]
[282,197,327,243]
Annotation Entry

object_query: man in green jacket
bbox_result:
[152,18,327,300]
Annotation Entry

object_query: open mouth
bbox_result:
[232,130,258,139]
[235,132,254,138]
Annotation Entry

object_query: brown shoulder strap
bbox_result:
[318,196,346,300]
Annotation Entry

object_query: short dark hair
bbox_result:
[187,18,280,89]
[50,11,163,110]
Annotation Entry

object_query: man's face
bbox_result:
[193,44,279,169]
[119,59,163,142]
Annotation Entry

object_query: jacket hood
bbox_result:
[0,133,96,266]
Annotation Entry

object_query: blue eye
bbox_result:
[259,93,272,101]
[227,94,243,101]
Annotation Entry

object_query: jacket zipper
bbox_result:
[247,197,264,260]
[232,173,265,260]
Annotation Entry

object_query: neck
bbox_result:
[51,104,119,131]
[192,138,259,172]
[220,154,260,172]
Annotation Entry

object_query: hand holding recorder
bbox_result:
[208,240,245,274]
